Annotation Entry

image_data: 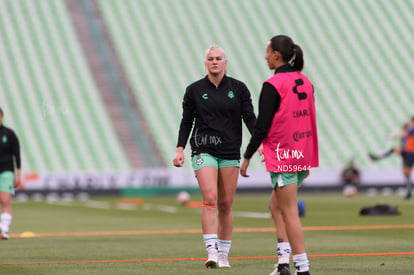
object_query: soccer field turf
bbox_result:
[1,192,413,274]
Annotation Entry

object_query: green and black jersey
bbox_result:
[0,125,21,173]
[177,75,256,160]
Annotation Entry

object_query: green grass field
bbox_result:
[0,192,413,274]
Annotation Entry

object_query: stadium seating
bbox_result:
[98,0,414,170]
[1,0,414,174]
[0,0,130,172]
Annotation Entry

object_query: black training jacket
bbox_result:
[0,125,21,173]
[177,75,256,159]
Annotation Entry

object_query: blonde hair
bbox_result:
[205,45,226,59]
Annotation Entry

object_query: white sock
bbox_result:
[203,234,218,252]
[277,242,291,264]
[218,239,232,256]
[0,213,12,232]
[293,253,310,272]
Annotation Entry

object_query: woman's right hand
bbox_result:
[258,143,265,162]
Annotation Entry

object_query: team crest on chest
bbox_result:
[2,136,6,143]
[227,90,234,99]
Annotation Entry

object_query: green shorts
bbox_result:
[191,153,240,171]
[270,171,309,189]
[0,171,15,194]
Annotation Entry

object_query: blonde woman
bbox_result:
[173,46,256,268]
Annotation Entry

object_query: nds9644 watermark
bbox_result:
[274,142,311,172]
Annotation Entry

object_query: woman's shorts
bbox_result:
[191,153,240,171]
[402,152,414,167]
[0,171,14,194]
[270,170,309,189]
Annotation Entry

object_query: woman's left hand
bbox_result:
[240,159,250,177]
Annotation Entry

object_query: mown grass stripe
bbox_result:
[2,251,414,266]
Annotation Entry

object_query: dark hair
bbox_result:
[270,35,304,71]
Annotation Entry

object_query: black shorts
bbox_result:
[402,152,414,167]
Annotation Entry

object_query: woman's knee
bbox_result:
[279,204,299,219]
[217,199,233,214]
[202,194,217,206]
[0,195,11,208]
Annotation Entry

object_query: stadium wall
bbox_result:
[1,0,414,194]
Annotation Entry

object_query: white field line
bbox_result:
[32,199,269,218]
[157,205,178,213]
[83,201,110,209]
[116,203,138,210]
[233,211,271,219]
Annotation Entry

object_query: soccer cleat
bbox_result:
[204,249,218,268]
[1,231,9,240]
[0,225,9,240]
[218,253,231,268]
[269,263,291,275]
